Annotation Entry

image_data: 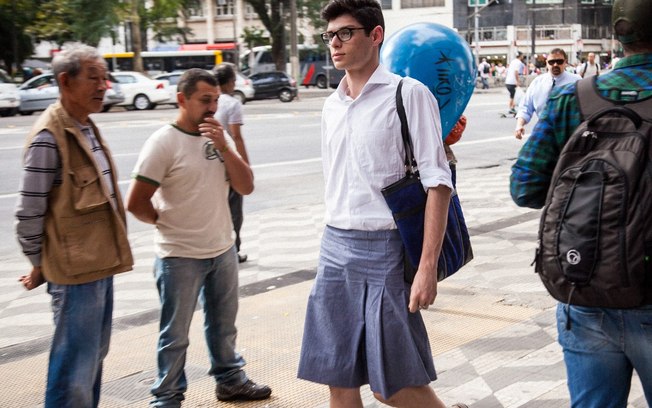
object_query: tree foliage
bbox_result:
[0,0,36,74]
[27,0,123,47]
[244,0,327,71]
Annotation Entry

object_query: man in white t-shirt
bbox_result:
[478,58,491,89]
[578,52,600,78]
[126,68,270,406]
[215,63,250,264]
[505,52,526,114]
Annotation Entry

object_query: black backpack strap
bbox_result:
[576,77,613,119]
[396,79,418,175]
[576,76,652,122]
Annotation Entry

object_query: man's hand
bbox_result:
[19,266,45,290]
[515,125,526,139]
[408,264,438,313]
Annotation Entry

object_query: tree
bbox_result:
[28,0,122,47]
[0,0,35,75]
[246,0,287,71]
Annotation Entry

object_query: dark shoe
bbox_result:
[216,379,271,401]
[238,253,248,263]
[450,404,469,408]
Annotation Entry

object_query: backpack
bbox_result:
[536,77,652,309]
[483,63,490,74]
[580,61,599,78]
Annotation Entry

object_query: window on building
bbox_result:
[186,0,204,17]
[215,0,234,16]
[525,0,563,3]
[580,0,595,3]
[401,0,445,8]
[380,0,392,9]
[468,0,489,5]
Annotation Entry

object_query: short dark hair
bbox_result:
[177,68,218,98]
[321,0,384,35]
[215,63,236,86]
[548,48,568,60]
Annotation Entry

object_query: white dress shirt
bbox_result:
[322,65,452,231]
[516,71,581,123]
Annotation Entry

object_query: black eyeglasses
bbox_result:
[321,27,366,45]
[547,59,565,66]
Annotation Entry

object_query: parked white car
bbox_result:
[0,69,20,117]
[18,72,125,115]
[111,71,170,110]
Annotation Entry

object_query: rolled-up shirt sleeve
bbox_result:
[404,82,453,191]
[15,130,60,266]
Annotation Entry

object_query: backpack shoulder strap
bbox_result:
[576,76,652,122]
[576,77,613,119]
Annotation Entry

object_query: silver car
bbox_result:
[0,69,20,117]
[156,70,255,105]
[18,73,125,115]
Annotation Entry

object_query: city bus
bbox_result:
[240,45,344,89]
[103,50,224,75]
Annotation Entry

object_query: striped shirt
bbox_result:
[510,53,652,208]
[15,124,117,266]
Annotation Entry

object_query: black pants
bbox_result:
[228,188,244,252]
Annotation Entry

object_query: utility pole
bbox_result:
[474,2,480,65]
[531,0,536,67]
[290,0,299,83]
[468,0,499,66]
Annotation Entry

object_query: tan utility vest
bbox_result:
[26,102,133,285]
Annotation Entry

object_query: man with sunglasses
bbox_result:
[514,48,580,139]
[297,1,467,407]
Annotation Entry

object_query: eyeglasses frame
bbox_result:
[321,27,366,46]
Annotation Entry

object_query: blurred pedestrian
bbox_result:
[478,58,491,89]
[15,43,133,408]
[215,63,250,263]
[505,51,526,114]
[577,52,600,78]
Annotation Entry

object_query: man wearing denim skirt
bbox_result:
[297,1,468,407]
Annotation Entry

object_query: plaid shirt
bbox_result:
[510,53,652,208]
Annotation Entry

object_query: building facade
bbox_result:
[454,0,615,67]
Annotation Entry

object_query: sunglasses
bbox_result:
[547,59,565,66]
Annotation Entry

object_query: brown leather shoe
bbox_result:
[216,379,271,401]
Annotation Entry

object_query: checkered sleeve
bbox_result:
[510,84,582,209]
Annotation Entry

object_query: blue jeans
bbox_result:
[151,247,247,407]
[557,303,652,407]
[45,277,113,408]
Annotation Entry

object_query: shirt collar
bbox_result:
[336,64,393,101]
[614,53,652,70]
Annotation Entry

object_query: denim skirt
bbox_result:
[297,225,436,399]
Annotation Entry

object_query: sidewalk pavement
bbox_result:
[0,164,646,407]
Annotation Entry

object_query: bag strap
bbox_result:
[396,79,418,176]
[576,76,652,122]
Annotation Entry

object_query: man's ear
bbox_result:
[371,25,384,45]
[57,72,69,90]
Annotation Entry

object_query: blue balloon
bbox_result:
[380,22,477,139]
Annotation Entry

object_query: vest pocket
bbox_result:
[60,209,120,276]
[69,165,109,211]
